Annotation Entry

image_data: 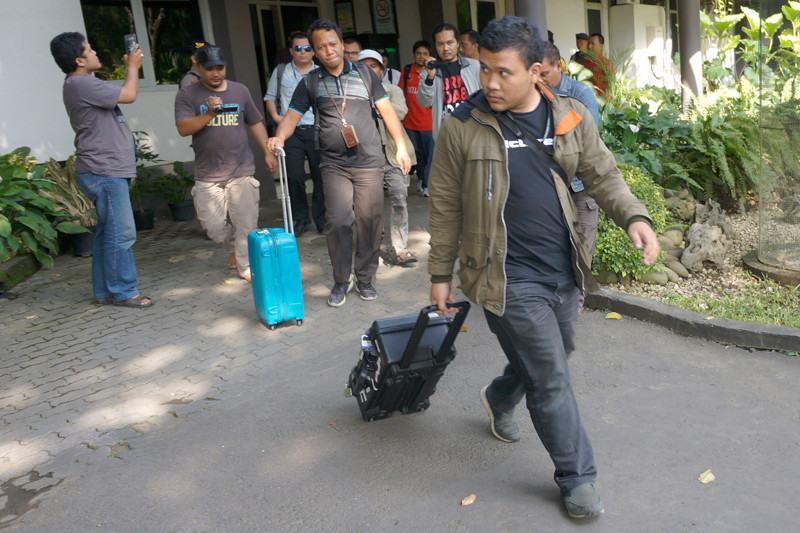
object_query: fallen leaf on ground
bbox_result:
[223,279,235,284]
[194,250,214,260]
[460,326,468,332]
[52,273,61,277]
[167,255,186,264]
[605,312,622,320]
[705,316,714,320]
[698,469,715,483]
[26,315,38,319]
[461,494,476,506]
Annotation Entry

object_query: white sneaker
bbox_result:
[422,187,429,197]
[416,181,423,193]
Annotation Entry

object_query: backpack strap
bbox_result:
[274,63,287,114]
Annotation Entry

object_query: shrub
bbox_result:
[0,148,87,267]
[592,164,668,280]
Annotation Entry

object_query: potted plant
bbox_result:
[154,161,195,221]
[0,147,87,267]
[41,155,97,256]
[131,131,160,230]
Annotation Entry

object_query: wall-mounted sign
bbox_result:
[335,1,356,34]
[371,0,397,35]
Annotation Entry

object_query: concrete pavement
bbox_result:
[2,190,799,531]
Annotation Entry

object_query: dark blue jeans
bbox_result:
[405,128,433,188]
[76,173,139,300]
[483,280,597,491]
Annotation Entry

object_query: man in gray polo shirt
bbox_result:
[268,19,411,308]
[175,45,275,282]
[50,31,153,308]
[264,32,324,236]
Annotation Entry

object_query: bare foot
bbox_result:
[228,252,237,269]
[243,272,251,283]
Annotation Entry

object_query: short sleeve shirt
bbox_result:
[264,61,315,126]
[398,65,432,132]
[175,81,263,182]
[288,60,388,168]
[440,61,468,119]
[62,74,135,177]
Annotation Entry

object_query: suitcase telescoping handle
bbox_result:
[399,301,471,369]
[273,146,294,235]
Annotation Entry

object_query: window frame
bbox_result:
[81,0,213,90]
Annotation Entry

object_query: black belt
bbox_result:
[296,125,314,130]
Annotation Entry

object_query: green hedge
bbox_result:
[592,164,667,280]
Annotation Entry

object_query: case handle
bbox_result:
[399,301,470,369]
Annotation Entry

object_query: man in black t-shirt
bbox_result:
[268,19,411,307]
[428,17,659,520]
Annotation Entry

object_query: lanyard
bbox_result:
[322,70,350,126]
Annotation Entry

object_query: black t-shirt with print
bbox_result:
[440,60,467,118]
[498,102,574,284]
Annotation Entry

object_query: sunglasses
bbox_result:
[293,45,312,52]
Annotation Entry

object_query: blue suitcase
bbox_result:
[248,147,304,329]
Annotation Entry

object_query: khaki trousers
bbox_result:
[192,176,260,278]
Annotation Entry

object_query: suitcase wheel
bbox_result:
[268,324,277,331]
[296,319,303,326]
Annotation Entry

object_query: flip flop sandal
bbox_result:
[94,297,114,305]
[113,295,154,308]
[395,252,418,265]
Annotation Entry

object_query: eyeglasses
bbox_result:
[293,45,312,52]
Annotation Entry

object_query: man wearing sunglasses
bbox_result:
[264,33,325,236]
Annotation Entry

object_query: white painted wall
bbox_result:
[0,0,85,160]
[609,3,671,88]
[545,0,586,63]
[0,0,192,164]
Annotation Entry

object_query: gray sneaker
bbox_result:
[479,385,520,443]
[355,280,377,301]
[327,274,355,307]
[562,483,604,518]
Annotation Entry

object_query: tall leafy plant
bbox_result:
[0,148,87,267]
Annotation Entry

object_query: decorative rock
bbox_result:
[663,189,676,199]
[658,236,677,251]
[678,188,692,200]
[666,247,684,259]
[640,269,669,285]
[694,200,738,239]
[662,265,680,283]
[595,268,619,284]
[665,259,690,278]
[664,196,695,222]
[681,223,731,272]
[663,228,684,247]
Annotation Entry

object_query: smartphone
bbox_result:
[124,33,138,54]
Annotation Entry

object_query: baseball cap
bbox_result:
[575,33,589,41]
[195,45,226,68]
[357,49,384,65]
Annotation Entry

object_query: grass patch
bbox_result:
[660,276,800,328]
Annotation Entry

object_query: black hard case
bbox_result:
[347,302,470,422]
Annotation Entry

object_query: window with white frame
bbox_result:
[80,0,205,85]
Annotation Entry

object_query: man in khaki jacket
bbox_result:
[428,16,659,519]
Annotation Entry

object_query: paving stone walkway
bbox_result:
[1,191,435,523]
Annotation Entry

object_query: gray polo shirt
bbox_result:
[288,60,388,169]
[62,74,136,177]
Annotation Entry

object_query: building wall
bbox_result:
[545,0,587,63]
[609,3,671,88]
[0,0,87,160]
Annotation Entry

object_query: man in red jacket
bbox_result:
[398,40,434,197]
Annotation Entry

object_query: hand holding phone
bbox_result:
[124,33,138,54]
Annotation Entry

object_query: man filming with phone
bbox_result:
[49,32,153,308]
[416,23,481,141]
[175,45,276,282]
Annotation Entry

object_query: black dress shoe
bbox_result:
[293,220,308,236]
